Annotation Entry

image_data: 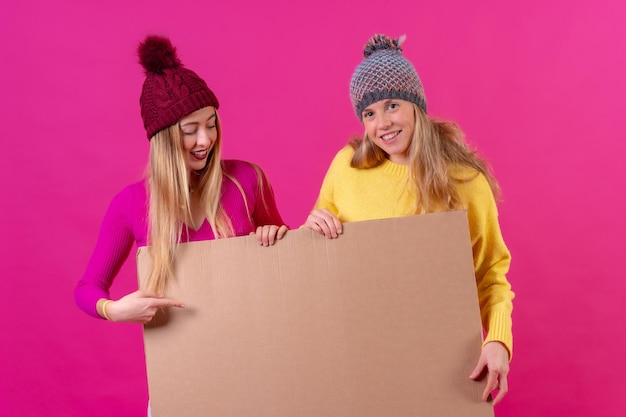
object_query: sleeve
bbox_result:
[74,190,136,318]
[250,164,287,228]
[312,150,343,216]
[460,174,515,358]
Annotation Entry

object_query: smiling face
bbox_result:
[179,106,218,172]
[361,99,416,165]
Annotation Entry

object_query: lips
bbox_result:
[190,150,208,160]
[380,130,401,142]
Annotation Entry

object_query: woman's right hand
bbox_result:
[98,291,184,324]
[254,224,289,247]
[304,208,343,239]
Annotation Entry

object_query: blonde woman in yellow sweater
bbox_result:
[305,34,514,406]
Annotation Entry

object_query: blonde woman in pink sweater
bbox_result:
[75,35,287,326]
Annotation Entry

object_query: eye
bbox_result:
[362,110,374,119]
[182,129,197,136]
[388,102,399,110]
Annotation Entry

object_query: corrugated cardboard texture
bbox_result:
[138,210,493,417]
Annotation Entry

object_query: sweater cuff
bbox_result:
[482,310,513,360]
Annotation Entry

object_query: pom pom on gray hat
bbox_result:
[350,34,427,121]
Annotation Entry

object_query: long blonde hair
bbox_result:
[350,104,500,214]
[143,111,235,293]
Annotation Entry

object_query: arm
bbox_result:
[304,153,343,239]
[74,189,137,318]
[250,164,288,246]
[459,172,514,405]
[74,186,184,322]
[466,176,514,355]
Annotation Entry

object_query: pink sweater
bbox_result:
[75,160,285,318]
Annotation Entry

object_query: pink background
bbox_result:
[1,0,624,416]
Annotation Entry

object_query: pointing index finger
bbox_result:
[153,298,185,308]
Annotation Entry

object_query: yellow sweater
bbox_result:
[314,146,514,356]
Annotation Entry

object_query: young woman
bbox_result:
[305,34,514,406]
[75,35,287,325]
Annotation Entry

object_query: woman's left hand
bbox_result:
[253,225,288,246]
[469,341,510,405]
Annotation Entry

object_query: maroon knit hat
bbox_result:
[138,35,219,139]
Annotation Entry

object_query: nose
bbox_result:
[196,127,212,147]
[377,113,391,130]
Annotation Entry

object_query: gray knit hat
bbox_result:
[350,34,427,121]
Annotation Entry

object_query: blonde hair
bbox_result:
[350,104,500,214]
[143,111,236,294]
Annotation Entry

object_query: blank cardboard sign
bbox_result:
[138,210,493,417]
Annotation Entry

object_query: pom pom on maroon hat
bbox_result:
[138,35,219,139]
[349,34,427,121]
[138,35,182,74]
